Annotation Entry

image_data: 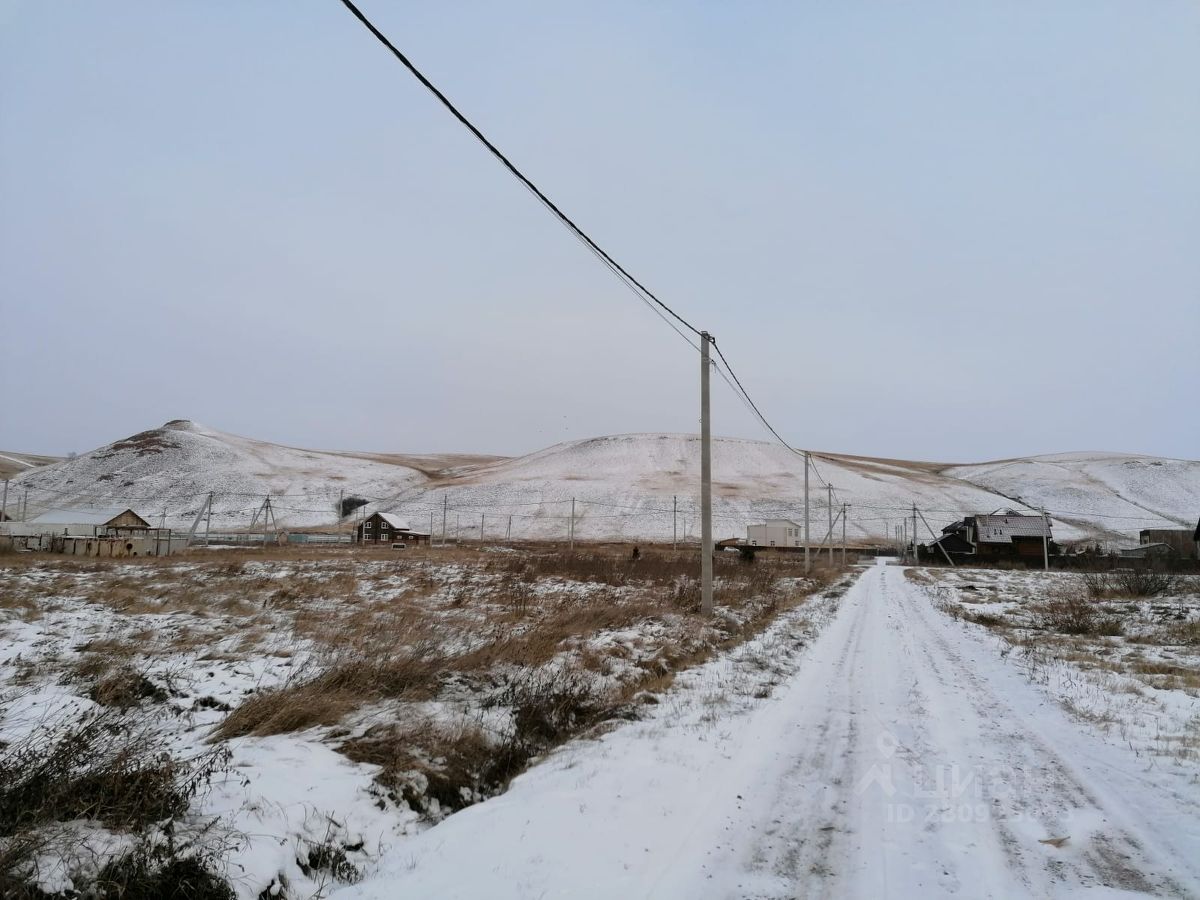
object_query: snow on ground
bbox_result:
[8,421,1197,544]
[0,548,841,898]
[917,567,1200,766]
[327,563,1200,899]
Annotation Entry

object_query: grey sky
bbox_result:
[2,1,1197,462]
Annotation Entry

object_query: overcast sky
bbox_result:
[2,1,1197,462]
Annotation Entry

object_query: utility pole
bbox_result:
[1,480,7,523]
[570,497,575,551]
[506,515,512,542]
[902,519,908,558]
[338,489,344,519]
[827,484,834,565]
[804,452,810,574]
[841,503,847,566]
[441,495,448,547]
[912,503,919,565]
[1041,507,1049,571]
[204,492,213,547]
[429,510,434,543]
[700,332,714,615]
[455,514,460,544]
[21,486,28,521]
[480,513,485,544]
[673,495,677,551]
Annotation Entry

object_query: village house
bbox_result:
[929,511,1053,564]
[1137,528,1199,560]
[356,512,431,546]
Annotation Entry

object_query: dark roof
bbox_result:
[973,514,1051,543]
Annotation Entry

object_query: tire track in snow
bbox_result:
[894,575,1195,896]
[729,564,1199,898]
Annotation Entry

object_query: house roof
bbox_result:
[377,513,411,531]
[29,507,149,527]
[1120,542,1174,556]
[753,519,801,528]
[972,514,1051,543]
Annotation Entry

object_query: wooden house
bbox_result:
[356,512,431,546]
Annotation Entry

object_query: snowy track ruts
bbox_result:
[723,563,1200,899]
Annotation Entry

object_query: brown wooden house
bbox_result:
[356,512,431,546]
[929,511,1054,564]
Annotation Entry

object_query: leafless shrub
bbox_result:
[0,709,232,897]
[492,669,619,747]
[1081,570,1181,599]
[1038,594,1122,636]
[89,668,170,709]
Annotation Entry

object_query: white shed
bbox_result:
[747,519,803,548]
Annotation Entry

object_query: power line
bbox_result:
[336,0,702,342]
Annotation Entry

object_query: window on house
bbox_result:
[364,523,372,530]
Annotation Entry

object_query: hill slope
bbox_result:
[6,421,1197,544]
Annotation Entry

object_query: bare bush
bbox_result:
[1038,593,1122,636]
[1080,570,1181,599]
[0,709,231,898]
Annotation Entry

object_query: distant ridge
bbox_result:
[6,421,1197,544]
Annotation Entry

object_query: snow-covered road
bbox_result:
[337,563,1200,899]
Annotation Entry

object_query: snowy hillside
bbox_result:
[8,421,430,530]
[946,453,1200,537]
[6,421,1197,543]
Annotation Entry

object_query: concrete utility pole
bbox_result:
[455,514,460,544]
[1041,507,1049,571]
[841,503,847,566]
[441,495,448,547]
[22,486,28,521]
[673,495,677,551]
[804,452,811,574]
[506,515,512,541]
[827,484,834,565]
[569,497,575,551]
[912,503,919,565]
[338,489,344,518]
[700,332,714,615]
[480,513,485,544]
[1,480,7,523]
[205,492,213,546]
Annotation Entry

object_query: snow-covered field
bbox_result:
[0,546,839,898]
[6,420,1198,544]
[4,551,1199,898]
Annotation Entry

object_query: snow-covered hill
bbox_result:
[6,421,1197,543]
[7,421,430,530]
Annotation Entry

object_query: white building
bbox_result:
[26,507,152,537]
[747,519,803,548]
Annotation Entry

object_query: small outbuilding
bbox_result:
[1119,542,1177,560]
[747,519,804,548]
[356,512,431,546]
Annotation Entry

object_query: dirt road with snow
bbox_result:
[339,563,1200,899]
